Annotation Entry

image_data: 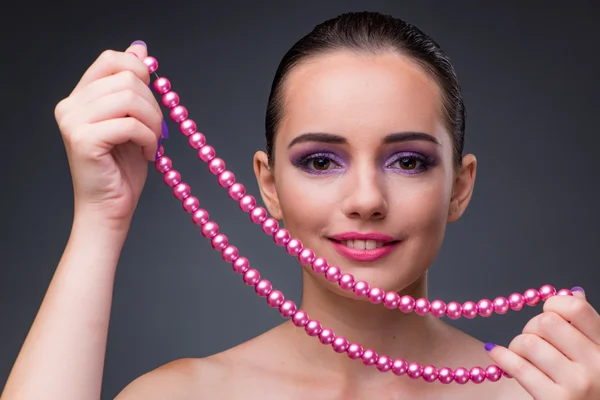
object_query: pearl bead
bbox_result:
[218,171,235,188]
[376,355,392,372]
[163,170,181,187]
[462,301,478,319]
[539,284,556,301]
[273,229,290,246]
[188,132,206,149]
[228,183,246,200]
[346,343,363,360]
[508,293,525,310]
[383,292,400,309]
[155,156,172,173]
[208,158,226,175]
[232,257,249,274]
[338,274,355,290]
[243,269,260,286]
[279,300,296,318]
[298,249,315,265]
[477,299,494,317]
[211,234,228,251]
[191,209,209,226]
[325,266,341,282]
[239,195,256,212]
[292,311,309,327]
[267,290,284,307]
[469,366,485,384]
[182,196,199,213]
[557,289,573,296]
[445,301,462,319]
[407,362,423,379]
[305,320,322,336]
[453,367,470,384]
[414,298,430,316]
[222,246,239,262]
[261,218,279,235]
[249,207,267,224]
[170,105,188,122]
[485,365,502,382]
[430,300,446,318]
[438,367,454,384]
[392,359,408,376]
[361,349,378,366]
[524,289,541,306]
[368,288,384,304]
[173,183,191,200]
[311,258,328,274]
[255,280,272,297]
[142,56,158,73]
[493,296,510,314]
[153,77,171,94]
[318,329,335,345]
[162,91,179,108]
[198,145,216,162]
[422,365,438,382]
[201,221,219,238]
[180,119,196,136]
[332,337,349,353]
[353,281,369,297]
[286,239,303,256]
[399,295,415,313]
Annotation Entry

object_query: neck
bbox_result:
[290,270,451,382]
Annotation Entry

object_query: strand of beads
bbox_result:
[152,140,509,384]
[142,54,574,322]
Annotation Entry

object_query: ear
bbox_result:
[253,150,283,220]
[447,153,477,223]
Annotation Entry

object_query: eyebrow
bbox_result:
[287,131,441,148]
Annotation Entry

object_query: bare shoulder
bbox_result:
[114,356,228,400]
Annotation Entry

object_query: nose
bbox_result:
[340,165,388,221]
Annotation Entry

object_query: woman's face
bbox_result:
[255,50,476,295]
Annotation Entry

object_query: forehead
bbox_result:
[278,50,448,146]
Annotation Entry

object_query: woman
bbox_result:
[2,11,599,400]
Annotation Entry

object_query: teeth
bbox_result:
[342,240,385,250]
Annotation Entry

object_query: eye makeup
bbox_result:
[290,148,347,175]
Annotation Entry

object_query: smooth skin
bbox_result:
[2,41,599,400]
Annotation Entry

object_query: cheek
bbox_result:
[390,176,452,235]
[276,169,339,236]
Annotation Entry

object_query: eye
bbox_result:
[293,152,345,174]
[396,156,420,171]
[386,152,432,174]
[311,157,332,171]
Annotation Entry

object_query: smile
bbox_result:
[328,232,401,262]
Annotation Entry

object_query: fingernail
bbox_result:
[131,40,147,47]
[571,286,585,295]
[155,137,163,161]
[484,342,496,351]
[161,120,169,139]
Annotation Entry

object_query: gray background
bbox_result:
[1,1,599,398]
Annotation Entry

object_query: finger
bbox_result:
[71,41,150,95]
[486,343,557,399]
[513,333,577,385]
[88,118,159,161]
[523,311,597,365]
[544,287,600,345]
[73,70,162,117]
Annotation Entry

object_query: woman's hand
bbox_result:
[54,41,164,228]
[487,287,600,399]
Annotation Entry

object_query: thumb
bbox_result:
[571,286,586,298]
[125,40,148,60]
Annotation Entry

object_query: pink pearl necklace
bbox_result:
[142,54,574,385]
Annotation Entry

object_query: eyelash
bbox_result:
[295,151,433,175]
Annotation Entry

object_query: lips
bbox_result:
[328,232,400,262]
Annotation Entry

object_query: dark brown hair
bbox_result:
[265,11,466,166]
